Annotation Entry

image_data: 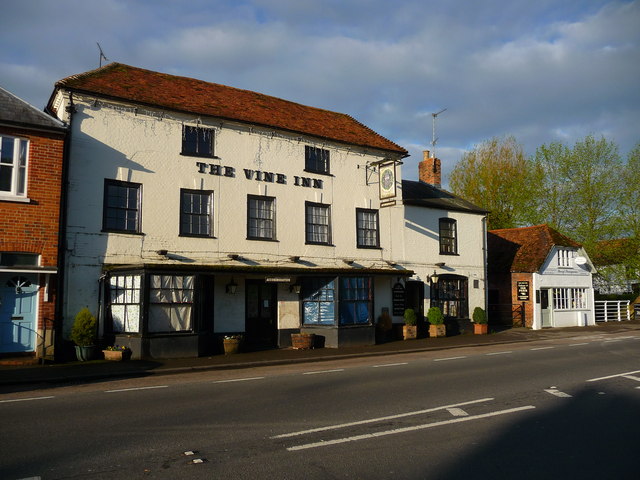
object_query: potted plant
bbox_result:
[472,307,488,334]
[102,345,132,361]
[223,334,243,354]
[427,306,446,338]
[402,308,418,340]
[70,307,97,361]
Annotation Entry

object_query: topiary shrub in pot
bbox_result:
[427,306,446,337]
[403,308,418,340]
[71,307,97,361]
[472,307,488,334]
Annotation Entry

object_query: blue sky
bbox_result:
[1,0,638,182]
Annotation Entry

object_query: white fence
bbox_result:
[595,300,630,322]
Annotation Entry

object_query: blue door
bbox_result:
[0,274,38,353]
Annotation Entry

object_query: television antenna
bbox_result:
[431,108,447,157]
[97,43,109,67]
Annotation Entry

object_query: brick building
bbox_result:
[0,86,66,358]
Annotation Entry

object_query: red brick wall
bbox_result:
[0,126,65,333]
[510,272,534,328]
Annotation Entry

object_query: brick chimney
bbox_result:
[419,150,441,188]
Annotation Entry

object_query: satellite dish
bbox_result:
[575,256,587,265]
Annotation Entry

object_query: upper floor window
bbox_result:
[0,253,39,267]
[180,189,213,237]
[557,248,573,267]
[247,195,276,240]
[305,202,331,245]
[0,135,28,198]
[103,179,142,233]
[356,208,379,248]
[182,125,214,158]
[305,146,330,174]
[439,218,457,255]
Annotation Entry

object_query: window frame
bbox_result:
[439,218,458,255]
[179,189,214,238]
[553,287,588,310]
[0,135,29,199]
[305,201,332,245]
[107,274,142,333]
[102,179,142,234]
[304,145,330,175]
[247,194,276,241]
[181,125,215,158]
[148,274,195,333]
[356,208,380,249]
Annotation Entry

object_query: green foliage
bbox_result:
[472,307,487,324]
[427,306,444,325]
[70,308,97,346]
[403,308,417,326]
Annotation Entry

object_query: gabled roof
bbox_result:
[488,224,581,273]
[401,180,488,214]
[51,63,407,156]
[0,86,66,133]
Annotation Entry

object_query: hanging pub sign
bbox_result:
[392,282,406,316]
[378,162,397,200]
[517,281,530,301]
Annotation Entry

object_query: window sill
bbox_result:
[179,234,216,239]
[0,195,31,204]
[439,252,460,256]
[101,229,145,236]
[356,245,382,250]
[180,152,219,159]
[305,242,334,246]
[303,169,333,177]
[246,237,279,242]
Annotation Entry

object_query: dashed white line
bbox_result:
[372,362,408,368]
[213,376,265,383]
[105,385,168,393]
[587,370,640,382]
[0,396,54,404]
[433,356,467,362]
[545,388,572,398]
[286,405,536,451]
[272,397,494,439]
[486,351,512,356]
[622,375,640,382]
[530,346,555,351]
[446,407,469,417]
[569,343,589,346]
[303,369,344,375]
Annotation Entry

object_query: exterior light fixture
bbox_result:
[290,284,302,294]
[227,253,240,260]
[386,260,397,266]
[289,256,301,263]
[226,278,238,294]
[343,258,354,265]
[156,249,168,256]
[430,270,439,284]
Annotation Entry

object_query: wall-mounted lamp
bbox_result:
[290,284,302,294]
[430,270,439,284]
[386,260,397,266]
[226,278,238,294]
[156,249,169,256]
[435,262,446,268]
[343,258,354,265]
[227,253,241,260]
[289,256,301,263]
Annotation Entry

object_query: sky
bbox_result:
[1,0,639,183]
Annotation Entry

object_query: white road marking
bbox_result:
[446,407,469,417]
[105,385,168,393]
[212,376,265,383]
[272,397,494,439]
[530,346,555,351]
[587,370,640,382]
[433,356,467,362]
[544,388,572,398]
[303,369,344,375]
[0,396,54,404]
[622,375,640,382]
[287,405,536,451]
[486,351,512,356]
[569,343,589,346]
[372,362,408,368]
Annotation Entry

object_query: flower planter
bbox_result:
[291,333,315,350]
[429,324,446,338]
[102,349,131,361]
[223,338,241,354]
[474,323,488,335]
[75,345,96,361]
[403,325,417,340]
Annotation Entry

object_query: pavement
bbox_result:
[1,321,639,387]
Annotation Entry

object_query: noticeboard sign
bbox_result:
[517,281,530,301]
[392,282,405,316]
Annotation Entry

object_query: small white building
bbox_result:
[488,224,596,330]
[47,63,488,358]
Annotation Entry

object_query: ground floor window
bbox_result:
[108,274,142,333]
[432,275,468,318]
[553,288,587,310]
[302,276,373,326]
[149,275,194,332]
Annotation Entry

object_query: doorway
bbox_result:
[245,280,277,349]
[0,274,38,353]
[540,289,552,328]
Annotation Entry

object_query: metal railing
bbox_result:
[595,300,630,322]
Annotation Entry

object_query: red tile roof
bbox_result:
[488,224,581,273]
[52,63,407,155]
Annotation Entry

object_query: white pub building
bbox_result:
[48,63,487,358]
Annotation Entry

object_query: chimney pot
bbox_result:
[419,150,441,188]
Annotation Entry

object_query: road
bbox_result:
[1,332,639,479]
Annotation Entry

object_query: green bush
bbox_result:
[70,308,97,346]
[403,308,417,326]
[427,306,444,325]
[472,307,487,324]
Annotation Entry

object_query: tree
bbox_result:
[449,136,540,229]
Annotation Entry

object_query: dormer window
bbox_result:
[182,125,214,158]
[557,248,573,267]
[305,146,330,175]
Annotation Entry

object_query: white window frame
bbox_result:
[553,287,587,310]
[0,135,29,199]
[557,248,573,268]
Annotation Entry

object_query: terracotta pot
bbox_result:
[291,333,315,350]
[403,325,417,340]
[429,324,446,338]
[102,349,131,361]
[474,323,489,335]
[223,339,241,354]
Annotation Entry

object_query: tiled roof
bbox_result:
[488,224,581,273]
[401,180,488,214]
[0,86,66,133]
[52,63,407,155]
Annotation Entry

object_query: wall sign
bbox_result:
[195,162,323,189]
[392,282,406,316]
[379,162,396,200]
[517,281,530,301]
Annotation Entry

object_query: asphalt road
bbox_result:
[1,332,639,479]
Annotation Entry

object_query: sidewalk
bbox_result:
[2,321,639,387]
